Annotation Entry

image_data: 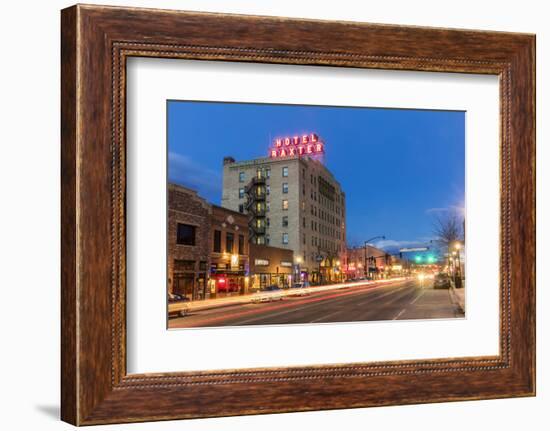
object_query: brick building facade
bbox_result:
[209,205,250,296]
[345,245,392,280]
[167,184,211,300]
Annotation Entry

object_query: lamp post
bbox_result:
[453,242,463,288]
[364,236,385,279]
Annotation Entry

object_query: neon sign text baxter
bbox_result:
[269,133,324,158]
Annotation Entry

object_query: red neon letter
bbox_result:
[280,148,287,157]
[293,136,299,145]
[316,143,323,152]
[289,147,295,156]
[302,135,308,144]
[310,133,318,143]
[270,149,277,157]
[284,138,291,146]
[307,145,313,154]
[298,146,305,155]
[275,139,282,147]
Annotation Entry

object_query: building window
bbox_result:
[266,185,270,195]
[239,172,245,182]
[282,216,288,227]
[266,217,270,227]
[239,188,244,199]
[238,235,245,255]
[303,234,306,245]
[282,166,288,177]
[282,182,288,193]
[266,234,270,245]
[226,232,234,253]
[238,204,244,213]
[282,199,289,210]
[176,223,195,246]
[266,202,270,212]
[213,230,221,252]
[282,233,289,244]
[303,217,306,228]
[266,168,271,178]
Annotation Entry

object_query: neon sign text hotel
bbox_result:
[269,133,324,158]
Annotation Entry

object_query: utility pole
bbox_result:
[364,236,385,279]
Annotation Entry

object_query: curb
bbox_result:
[448,284,465,314]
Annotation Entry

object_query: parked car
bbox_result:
[168,292,190,303]
[289,282,311,297]
[433,273,451,289]
[167,293,190,317]
[251,285,284,303]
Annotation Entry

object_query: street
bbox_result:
[169,277,464,329]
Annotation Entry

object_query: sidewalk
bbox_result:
[448,280,465,313]
[168,278,406,315]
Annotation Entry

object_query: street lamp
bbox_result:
[364,235,385,279]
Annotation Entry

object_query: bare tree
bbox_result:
[432,210,464,252]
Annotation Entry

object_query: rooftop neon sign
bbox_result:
[269,133,324,158]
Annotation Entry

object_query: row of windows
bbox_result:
[212,229,246,255]
[238,183,289,199]
[238,166,288,183]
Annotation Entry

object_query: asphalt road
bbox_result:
[169,278,464,329]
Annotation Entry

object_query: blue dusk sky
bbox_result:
[167,100,465,253]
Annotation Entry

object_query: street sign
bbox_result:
[399,247,429,252]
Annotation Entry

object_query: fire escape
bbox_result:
[245,173,267,244]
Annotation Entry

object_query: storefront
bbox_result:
[249,244,294,290]
[209,262,249,297]
[172,259,208,300]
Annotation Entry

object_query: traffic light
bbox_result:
[426,255,436,264]
[414,255,422,263]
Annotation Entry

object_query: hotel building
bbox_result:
[221,136,346,283]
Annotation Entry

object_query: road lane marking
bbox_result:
[392,308,407,320]
[411,290,425,304]
[309,309,344,323]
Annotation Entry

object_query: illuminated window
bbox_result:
[239,172,245,182]
[238,188,244,199]
[282,233,289,244]
[282,200,289,210]
[282,166,288,177]
[282,182,288,194]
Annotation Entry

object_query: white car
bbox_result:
[251,287,284,303]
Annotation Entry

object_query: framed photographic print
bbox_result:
[61,4,535,425]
